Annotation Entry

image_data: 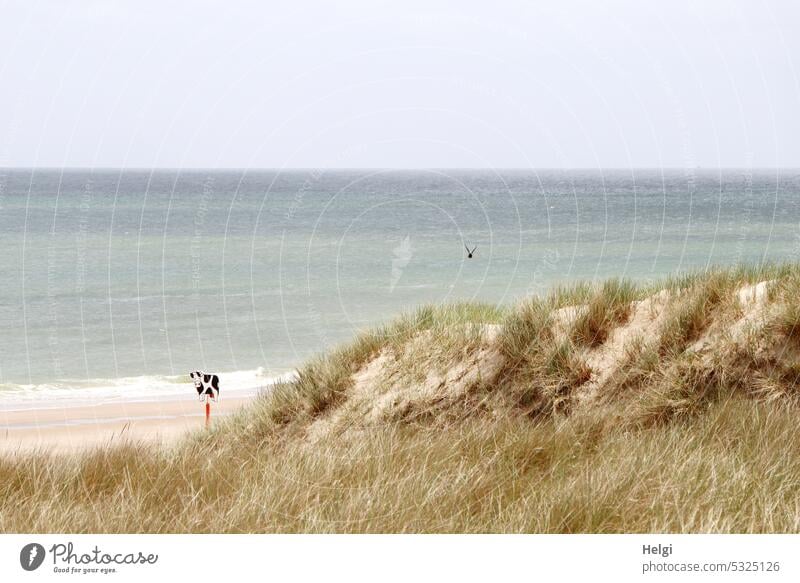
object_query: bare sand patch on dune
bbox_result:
[580,290,670,400]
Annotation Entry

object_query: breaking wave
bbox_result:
[0,368,296,410]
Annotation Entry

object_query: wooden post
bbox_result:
[205,400,211,429]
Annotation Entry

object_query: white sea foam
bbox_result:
[0,368,296,411]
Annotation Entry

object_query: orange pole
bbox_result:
[205,401,211,428]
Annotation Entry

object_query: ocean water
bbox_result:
[1,168,799,402]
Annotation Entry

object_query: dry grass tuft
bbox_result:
[571,279,638,347]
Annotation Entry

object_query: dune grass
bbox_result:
[2,397,798,533]
[2,263,800,533]
[571,279,639,347]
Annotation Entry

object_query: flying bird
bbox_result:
[465,244,477,259]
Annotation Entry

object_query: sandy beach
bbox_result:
[0,394,255,455]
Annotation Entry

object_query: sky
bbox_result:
[0,0,797,169]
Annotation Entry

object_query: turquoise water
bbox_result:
[1,168,798,398]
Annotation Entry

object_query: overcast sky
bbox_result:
[0,0,797,169]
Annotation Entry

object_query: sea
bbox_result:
[1,168,798,405]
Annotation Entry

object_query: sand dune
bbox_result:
[3,265,800,532]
